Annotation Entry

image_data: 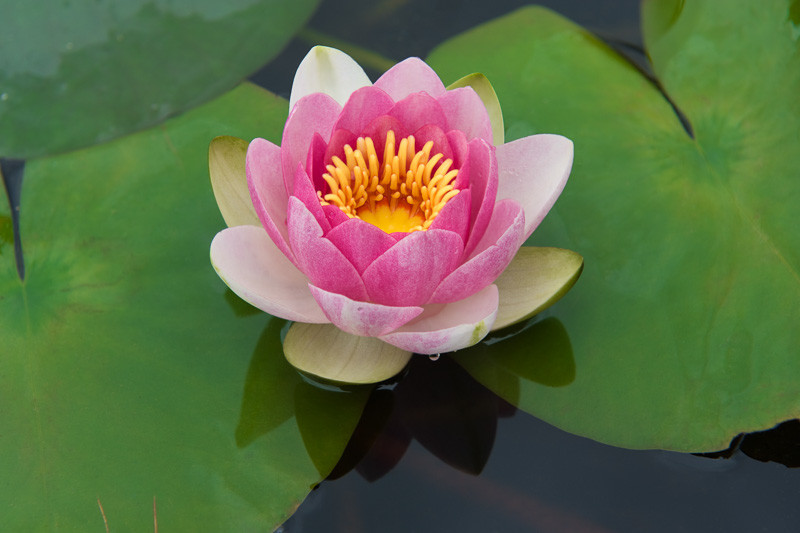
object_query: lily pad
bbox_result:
[0,0,319,159]
[428,2,800,452]
[0,83,368,529]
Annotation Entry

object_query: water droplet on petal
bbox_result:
[429,353,440,361]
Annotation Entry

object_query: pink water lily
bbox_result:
[210,47,582,383]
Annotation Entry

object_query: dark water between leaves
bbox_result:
[244,0,800,531]
[282,356,800,532]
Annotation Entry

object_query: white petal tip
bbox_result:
[289,46,372,111]
[210,226,328,323]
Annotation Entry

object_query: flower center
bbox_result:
[317,130,459,233]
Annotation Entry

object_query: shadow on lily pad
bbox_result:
[235,317,299,449]
[235,317,372,478]
[488,317,576,387]
[224,287,262,317]
[457,316,576,391]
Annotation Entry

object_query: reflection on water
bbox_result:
[392,356,510,475]
[320,316,573,483]
[327,356,516,482]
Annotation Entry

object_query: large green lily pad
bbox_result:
[429,2,800,452]
[0,83,368,529]
[0,0,319,159]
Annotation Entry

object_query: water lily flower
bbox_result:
[210,47,582,384]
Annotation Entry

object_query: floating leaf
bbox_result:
[429,2,800,452]
[0,83,367,529]
[0,0,320,158]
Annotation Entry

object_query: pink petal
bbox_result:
[430,200,525,303]
[437,86,493,144]
[210,225,328,323]
[309,285,423,337]
[446,130,470,170]
[379,285,499,354]
[246,137,295,264]
[325,218,398,274]
[306,132,329,192]
[322,204,350,228]
[322,128,358,172]
[388,93,448,136]
[362,229,464,306]
[495,134,574,240]
[412,124,453,161]
[333,86,396,137]
[282,92,342,196]
[374,57,447,101]
[361,115,409,147]
[428,187,471,243]
[467,199,525,259]
[287,197,369,301]
[462,138,499,258]
[292,163,330,233]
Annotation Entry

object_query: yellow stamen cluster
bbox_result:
[317,130,460,233]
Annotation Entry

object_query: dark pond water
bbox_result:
[283,357,800,532]
[247,1,800,531]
